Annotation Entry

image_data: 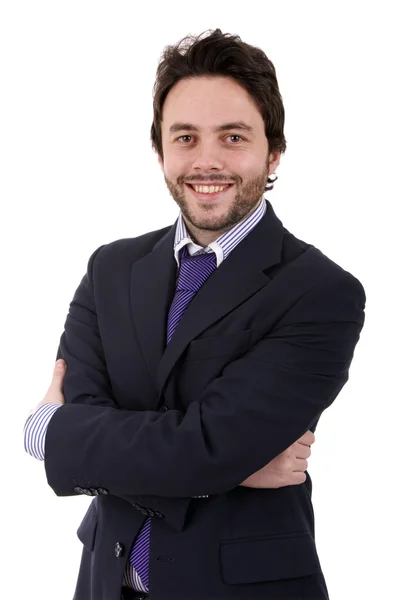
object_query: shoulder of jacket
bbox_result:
[280,231,365,302]
[88,223,174,268]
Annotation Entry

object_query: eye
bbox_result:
[176,134,244,144]
[177,135,193,143]
[227,135,243,143]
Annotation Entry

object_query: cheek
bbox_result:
[226,150,263,172]
[163,156,191,182]
[240,150,265,167]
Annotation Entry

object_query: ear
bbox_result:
[157,154,164,171]
[268,150,281,174]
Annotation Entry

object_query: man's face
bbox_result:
[158,75,280,244]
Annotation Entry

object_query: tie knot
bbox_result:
[177,248,217,293]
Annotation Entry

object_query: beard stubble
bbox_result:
[164,159,270,236]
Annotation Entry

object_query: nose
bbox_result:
[191,141,224,172]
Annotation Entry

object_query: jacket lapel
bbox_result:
[156,200,285,398]
[129,200,285,403]
[129,223,178,395]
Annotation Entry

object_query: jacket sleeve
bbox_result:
[44,246,366,498]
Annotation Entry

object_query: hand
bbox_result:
[28,359,67,417]
[240,430,315,489]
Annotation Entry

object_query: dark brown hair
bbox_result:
[150,28,287,191]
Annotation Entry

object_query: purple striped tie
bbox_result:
[129,246,217,590]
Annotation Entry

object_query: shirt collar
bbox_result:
[173,195,267,268]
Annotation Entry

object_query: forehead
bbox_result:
[162,76,263,129]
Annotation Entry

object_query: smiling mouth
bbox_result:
[185,183,234,198]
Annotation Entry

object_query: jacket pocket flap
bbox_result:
[77,501,98,551]
[220,532,322,584]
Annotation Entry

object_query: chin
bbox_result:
[186,208,234,232]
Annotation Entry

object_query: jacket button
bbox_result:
[115,542,124,558]
[159,405,168,413]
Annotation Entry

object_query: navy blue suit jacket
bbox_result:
[44,200,366,599]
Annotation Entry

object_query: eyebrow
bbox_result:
[168,121,254,135]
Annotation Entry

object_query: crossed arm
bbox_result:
[25,362,315,491]
[25,259,365,499]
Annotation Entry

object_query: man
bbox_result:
[24,29,366,600]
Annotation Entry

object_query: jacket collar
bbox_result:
[129,199,284,403]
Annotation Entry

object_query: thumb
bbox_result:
[51,359,66,388]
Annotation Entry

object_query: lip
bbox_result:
[185,183,234,201]
[185,182,235,186]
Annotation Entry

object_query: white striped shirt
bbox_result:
[24,195,267,592]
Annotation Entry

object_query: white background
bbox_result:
[1,1,398,598]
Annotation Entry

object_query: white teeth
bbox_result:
[192,184,230,194]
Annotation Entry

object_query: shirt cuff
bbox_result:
[23,403,62,461]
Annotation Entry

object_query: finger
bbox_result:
[292,471,307,485]
[293,458,308,472]
[295,443,311,459]
[298,430,315,447]
[281,471,307,487]
[54,359,66,373]
[50,360,66,388]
